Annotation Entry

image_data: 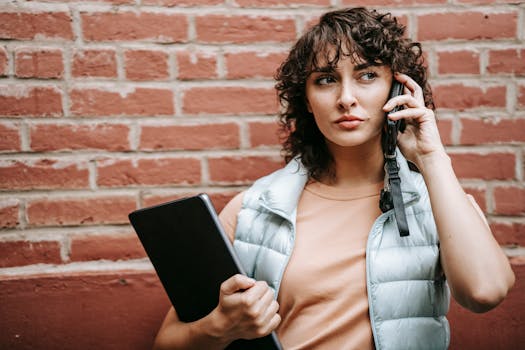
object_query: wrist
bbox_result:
[199,308,234,348]
[416,150,451,175]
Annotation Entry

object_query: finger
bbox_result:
[388,107,432,121]
[394,72,424,102]
[221,274,256,295]
[383,94,422,112]
[240,281,272,307]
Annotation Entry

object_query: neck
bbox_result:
[322,137,385,188]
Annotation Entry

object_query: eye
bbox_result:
[315,75,337,85]
[359,71,378,81]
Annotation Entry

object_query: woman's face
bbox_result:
[305,54,393,153]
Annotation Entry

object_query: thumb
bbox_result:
[220,274,256,295]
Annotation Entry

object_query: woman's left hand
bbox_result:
[382,72,446,169]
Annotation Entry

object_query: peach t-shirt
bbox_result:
[219,180,383,350]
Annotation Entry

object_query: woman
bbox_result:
[153,7,514,349]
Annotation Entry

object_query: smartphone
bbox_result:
[384,81,405,157]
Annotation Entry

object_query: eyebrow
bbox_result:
[311,61,381,74]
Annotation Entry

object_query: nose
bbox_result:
[337,80,357,111]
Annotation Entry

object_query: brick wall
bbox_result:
[0,0,523,349]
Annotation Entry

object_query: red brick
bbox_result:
[437,50,480,75]
[493,186,525,216]
[15,48,63,79]
[176,51,217,80]
[27,196,136,226]
[183,87,277,115]
[490,221,525,246]
[81,12,188,43]
[0,85,62,117]
[463,186,487,213]
[72,49,117,78]
[208,155,282,184]
[342,0,445,4]
[70,87,173,117]
[418,11,517,41]
[97,157,201,187]
[460,118,525,145]
[436,118,453,146]
[0,46,7,76]
[487,49,525,75]
[0,200,19,228]
[0,159,89,190]
[449,152,515,180]
[236,0,331,5]
[143,0,222,4]
[248,121,281,147]
[0,122,21,151]
[140,123,239,150]
[70,233,146,262]
[0,271,169,350]
[195,15,296,43]
[433,84,506,110]
[124,50,169,81]
[30,123,131,152]
[0,11,73,40]
[0,241,62,268]
[519,85,525,108]
[225,51,287,79]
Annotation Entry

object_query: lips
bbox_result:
[335,115,364,130]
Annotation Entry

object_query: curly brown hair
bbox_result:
[275,7,432,181]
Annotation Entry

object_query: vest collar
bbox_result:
[258,150,420,220]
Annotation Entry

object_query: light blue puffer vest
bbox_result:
[233,151,450,350]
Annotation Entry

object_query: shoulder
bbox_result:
[218,191,245,243]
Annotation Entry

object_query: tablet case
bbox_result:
[129,193,282,350]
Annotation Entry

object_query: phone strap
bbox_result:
[383,157,410,237]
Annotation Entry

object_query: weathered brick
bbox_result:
[195,15,295,43]
[237,0,331,6]
[0,122,21,151]
[139,123,239,150]
[0,159,89,190]
[0,11,73,40]
[490,221,525,246]
[208,155,282,184]
[487,49,525,75]
[0,199,19,228]
[81,12,188,43]
[183,87,277,115]
[69,233,146,262]
[97,158,201,187]
[30,123,131,151]
[124,50,169,81]
[460,118,525,145]
[72,49,117,78]
[70,87,173,117]
[225,51,287,79]
[493,186,525,216]
[0,46,7,76]
[248,121,281,147]
[176,51,217,80]
[0,85,63,117]
[449,152,515,180]
[437,50,480,75]
[433,84,506,110]
[418,11,517,41]
[27,196,136,226]
[0,241,62,268]
[15,48,63,79]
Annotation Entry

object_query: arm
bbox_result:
[153,274,281,350]
[385,73,515,313]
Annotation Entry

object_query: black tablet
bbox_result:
[128,193,282,350]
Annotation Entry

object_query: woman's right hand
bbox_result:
[208,274,281,344]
